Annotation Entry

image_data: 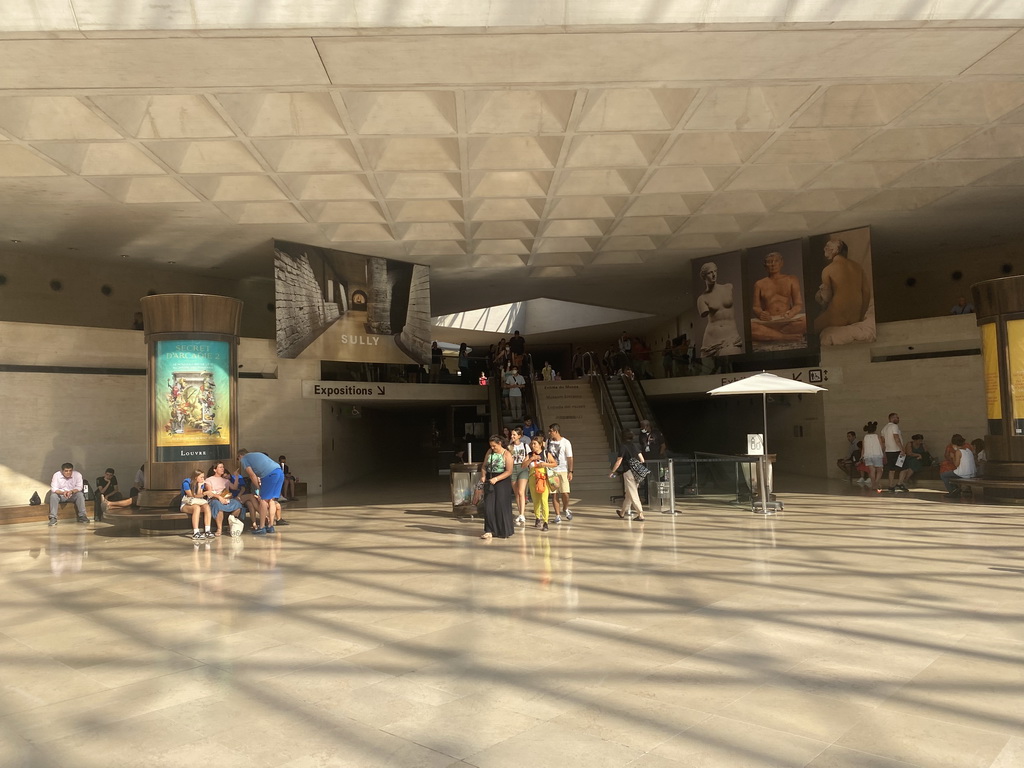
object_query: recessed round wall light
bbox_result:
[951,271,963,281]
[121,254,130,259]
[1002,263,1014,274]
[10,239,21,244]
[100,285,112,296]
[905,277,917,287]
[50,279,62,291]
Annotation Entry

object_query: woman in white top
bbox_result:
[860,421,884,491]
[941,434,976,498]
[510,427,530,526]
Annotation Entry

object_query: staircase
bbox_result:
[534,380,620,495]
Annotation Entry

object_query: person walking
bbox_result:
[525,437,556,531]
[861,421,884,491]
[545,423,574,522]
[478,435,515,540]
[510,427,529,526]
[610,429,646,521]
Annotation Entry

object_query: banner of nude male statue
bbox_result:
[692,251,746,359]
[807,226,875,345]
[274,239,431,365]
[744,239,807,353]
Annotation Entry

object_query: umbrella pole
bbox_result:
[759,392,769,514]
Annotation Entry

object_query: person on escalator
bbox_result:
[504,366,525,420]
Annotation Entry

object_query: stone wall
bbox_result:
[0,250,275,338]
[398,264,431,364]
[274,248,341,358]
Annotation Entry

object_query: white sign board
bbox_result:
[747,434,765,455]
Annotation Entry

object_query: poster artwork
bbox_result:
[274,239,431,365]
[693,251,745,358]
[154,340,232,462]
[745,239,807,353]
[807,226,875,345]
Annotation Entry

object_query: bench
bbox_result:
[949,477,1024,502]
[0,504,88,526]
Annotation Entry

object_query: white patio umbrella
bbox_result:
[708,372,827,514]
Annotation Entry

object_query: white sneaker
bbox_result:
[516,514,525,525]
[565,509,572,520]
[553,515,562,523]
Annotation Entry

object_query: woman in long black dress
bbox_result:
[478,434,515,539]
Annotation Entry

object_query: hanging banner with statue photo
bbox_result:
[692,251,746,360]
[744,239,808,353]
[807,226,875,346]
[274,239,431,365]
[154,339,232,462]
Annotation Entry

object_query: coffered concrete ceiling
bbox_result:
[1,2,1024,319]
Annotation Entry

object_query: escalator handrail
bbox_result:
[624,375,656,427]
[590,369,624,455]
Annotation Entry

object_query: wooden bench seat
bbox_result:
[0,504,87,526]
[950,477,1024,502]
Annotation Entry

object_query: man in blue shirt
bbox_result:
[238,449,284,534]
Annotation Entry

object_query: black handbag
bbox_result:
[628,457,650,481]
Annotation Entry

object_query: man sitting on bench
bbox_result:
[49,462,89,526]
[941,434,976,499]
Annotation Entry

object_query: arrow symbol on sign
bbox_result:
[377,385,386,395]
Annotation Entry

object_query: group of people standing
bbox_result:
[476,422,573,539]
[476,419,666,540]
[843,413,981,498]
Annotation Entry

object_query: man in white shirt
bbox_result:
[879,412,904,493]
[546,423,574,522]
[49,462,89,526]
[504,367,525,419]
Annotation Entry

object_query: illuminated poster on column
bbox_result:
[692,251,746,359]
[981,322,1003,435]
[154,340,232,462]
[807,226,875,345]
[1007,319,1024,435]
[744,239,807,353]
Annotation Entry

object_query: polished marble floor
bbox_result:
[1,479,1022,768]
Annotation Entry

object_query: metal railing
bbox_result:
[591,370,624,455]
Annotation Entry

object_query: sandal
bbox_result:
[634,516,645,521]
[616,510,625,519]
[480,532,493,539]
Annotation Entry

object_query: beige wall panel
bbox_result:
[316,30,1012,87]
[0,324,322,507]
[821,316,985,477]
[0,38,328,89]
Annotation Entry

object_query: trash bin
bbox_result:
[450,462,482,517]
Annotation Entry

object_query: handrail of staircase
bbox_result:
[525,354,545,429]
[488,370,503,436]
[624,375,654,427]
[590,366,623,455]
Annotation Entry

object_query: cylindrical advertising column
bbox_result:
[139,294,243,508]
[972,276,1024,497]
